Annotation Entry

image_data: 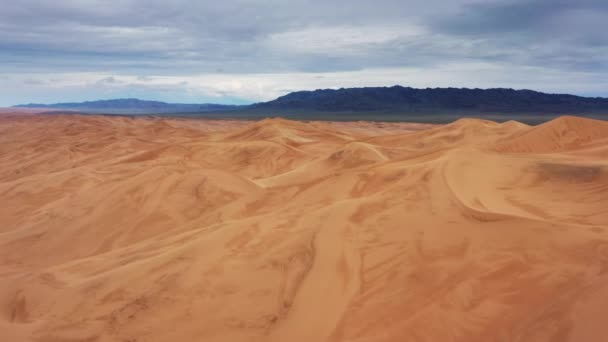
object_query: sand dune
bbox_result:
[1,113,608,342]
[495,116,608,153]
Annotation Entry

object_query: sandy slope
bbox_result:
[1,113,608,342]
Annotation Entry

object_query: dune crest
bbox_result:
[495,115,608,153]
[1,113,608,342]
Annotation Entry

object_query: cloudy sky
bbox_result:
[1,0,607,106]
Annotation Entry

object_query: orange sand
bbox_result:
[1,112,608,342]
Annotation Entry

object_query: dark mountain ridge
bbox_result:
[253,86,608,114]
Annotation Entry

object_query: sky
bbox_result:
[1,0,607,106]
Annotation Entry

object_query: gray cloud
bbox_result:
[0,0,606,105]
[436,0,608,35]
[0,0,475,74]
[433,0,608,68]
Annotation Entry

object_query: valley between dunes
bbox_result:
[1,113,608,342]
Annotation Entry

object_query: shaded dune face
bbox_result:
[1,114,608,342]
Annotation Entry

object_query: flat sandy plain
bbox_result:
[1,110,608,342]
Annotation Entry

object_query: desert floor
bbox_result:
[1,112,608,342]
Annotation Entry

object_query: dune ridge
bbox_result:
[1,113,608,342]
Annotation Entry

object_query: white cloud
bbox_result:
[3,62,608,106]
[265,24,424,55]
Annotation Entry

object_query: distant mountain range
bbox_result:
[14,98,244,114]
[14,87,608,118]
[253,86,608,114]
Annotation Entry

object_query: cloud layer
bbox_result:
[1,0,607,105]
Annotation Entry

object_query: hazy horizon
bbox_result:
[12,85,608,108]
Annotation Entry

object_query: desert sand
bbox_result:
[1,112,608,342]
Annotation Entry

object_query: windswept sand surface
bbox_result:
[1,113,608,342]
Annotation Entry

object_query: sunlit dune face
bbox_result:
[1,113,608,342]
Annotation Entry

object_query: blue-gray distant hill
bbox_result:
[252,86,608,115]
[14,98,245,114]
